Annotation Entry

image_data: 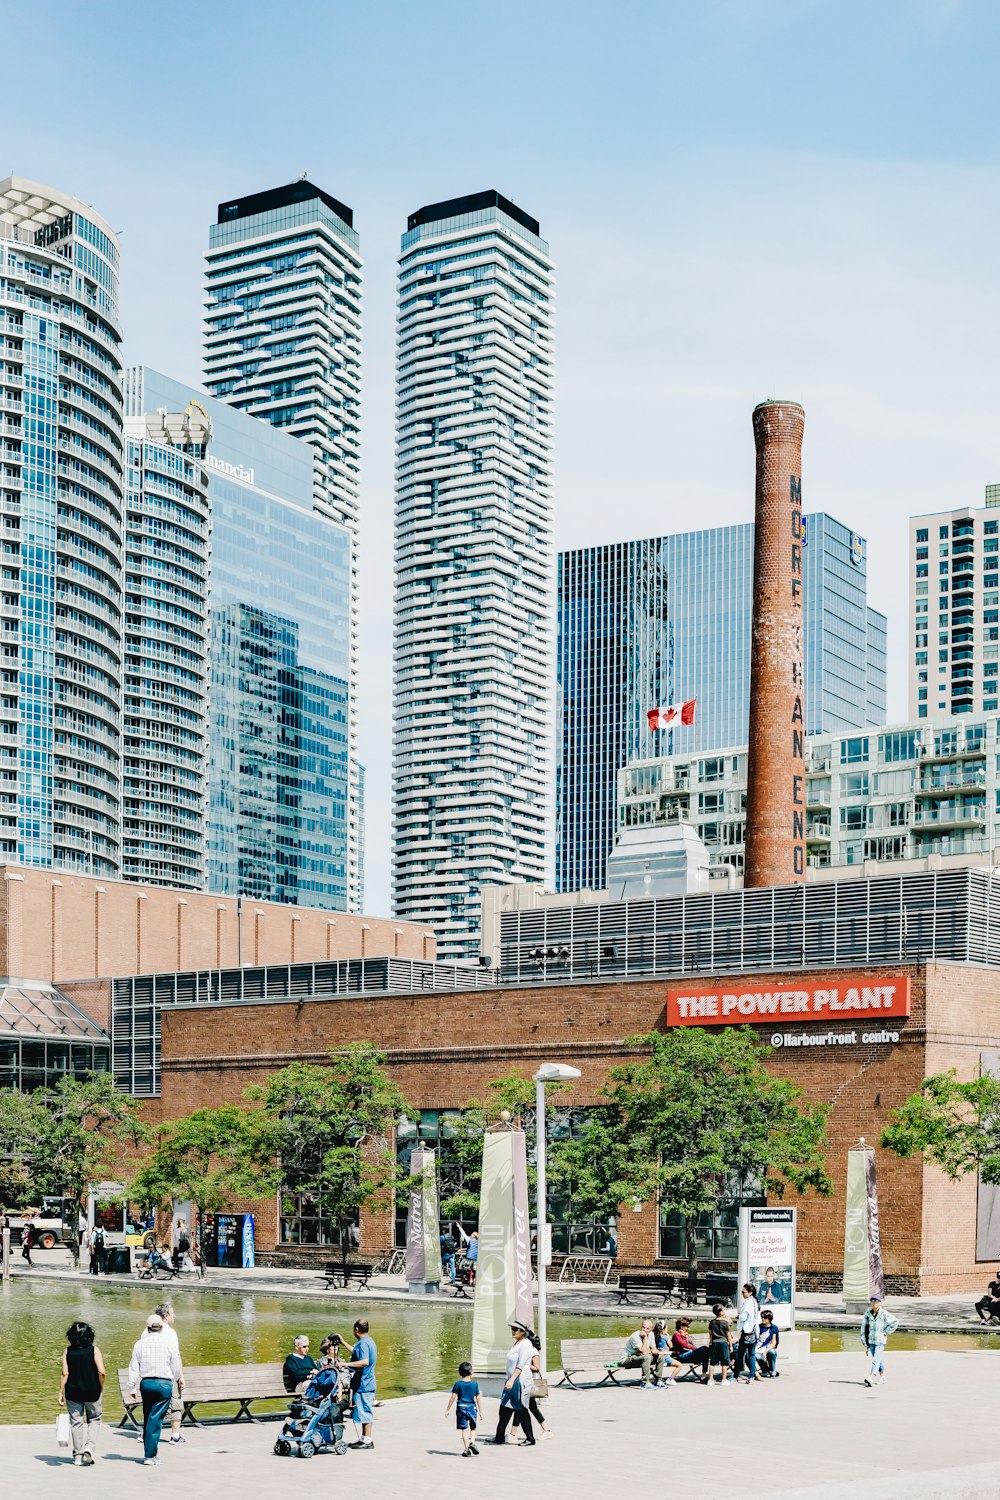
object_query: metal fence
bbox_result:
[498,869,1000,985]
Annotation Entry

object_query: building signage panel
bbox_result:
[666,975,910,1027]
[738,1206,796,1331]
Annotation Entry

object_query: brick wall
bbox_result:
[154,959,1000,1292]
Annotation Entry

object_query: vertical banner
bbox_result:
[844,1146,884,1306]
[241,1213,255,1269]
[738,1207,796,1330]
[472,1129,534,1372]
[405,1148,442,1287]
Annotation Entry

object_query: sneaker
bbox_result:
[469,1443,480,1454]
[143,1458,160,1466]
[82,1453,95,1467]
[639,1380,651,1389]
[863,1377,872,1387]
[461,1449,472,1457]
[541,1431,553,1441]
[73,1456,83,1467]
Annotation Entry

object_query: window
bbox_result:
[840,737,869,765]
[658,1173,763,1263]
[879,731,918,763]
[280,1193,354,1247]
[841,772,869,797]
[916,528,928,542]
[841,805,868,830]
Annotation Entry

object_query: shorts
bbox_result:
[456,1408,477,1430]
[708,1341,730,1367]
[352,1389,375,1424]
[169,1383,183,1421]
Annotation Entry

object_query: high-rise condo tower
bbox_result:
[392,191,555,959]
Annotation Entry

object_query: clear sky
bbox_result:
[7,0,1000,914]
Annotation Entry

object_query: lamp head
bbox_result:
[533,1063,582,1084]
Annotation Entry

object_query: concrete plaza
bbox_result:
[4,1352,999,1500]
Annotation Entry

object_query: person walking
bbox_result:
[155,1301,185,1444]
[444,1360,482,1456]
[861,1294,899,1388]
[707,1302,734,1387]
[734,1283,761,1382]
[90,1224,106,1276]
[440,1229,457,1284]
[526,1339,553,1440]
[126,1313,183,1465]
[465,1230,478,1284]
[59,1321,105,1466]
[493,1322,535,1446]
[20,1220,34,1267]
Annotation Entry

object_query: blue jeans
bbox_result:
[867,1341,885,1379]
[736,1332,758,1379]
[140,1378,173,1459]
[443,1252,456,1282]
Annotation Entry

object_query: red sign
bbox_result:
[666,975,911,1027]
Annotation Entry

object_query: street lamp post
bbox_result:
[532,1062,581,1375]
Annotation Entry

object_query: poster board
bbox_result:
[738,1206,796,1330]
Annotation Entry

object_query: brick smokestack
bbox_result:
[744,400,806,888]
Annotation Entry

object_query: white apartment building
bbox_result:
[392,191,555,959]
[909,487,1000,723]
[618,717,1000,879]
[203,180,364,907]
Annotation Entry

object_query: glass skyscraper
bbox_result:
[127,369,351,910]
[392,191,555,960]
[0,177,124,876]
[203,180,363,907]
[557,514,888,893]
[122,401,212,889]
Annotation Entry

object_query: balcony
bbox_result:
[912,805,987,830]
[916,773,986,795]
[806,821,832,841]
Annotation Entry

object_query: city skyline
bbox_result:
[6,0,1000,912]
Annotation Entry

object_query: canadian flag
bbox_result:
[646,699,696,731]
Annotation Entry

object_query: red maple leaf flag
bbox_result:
[646,699,697,731]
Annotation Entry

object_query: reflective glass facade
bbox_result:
[128,370,351,911]
[557,516,888,892]
[0,179,124,877]
[0,979,111,1090]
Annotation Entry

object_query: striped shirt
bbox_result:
[127,1331,181,1388]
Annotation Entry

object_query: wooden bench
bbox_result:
[320,1260,373,1290]
[117,1363,288,1427]
[558,1337,643,1388]
[615,1274,681,1306]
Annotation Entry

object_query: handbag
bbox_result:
[56,1411,70,1447]
[530,1377,549,1400]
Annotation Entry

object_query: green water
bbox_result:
[2,1280,998,1425]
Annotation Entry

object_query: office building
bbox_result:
[909,488,1000,722]
[203,180,364,906]
[617,714,997,877]
[557,515,888,892]
[123,403,212,888]
[0,177,124,877]
[126,368,352,911]
[392,191,555,959]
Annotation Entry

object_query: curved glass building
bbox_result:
[0,178,124,876]
[122,399,212,888]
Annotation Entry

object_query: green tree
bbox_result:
[0,1077,148,1266]
[131,1105,262,1278]
[553,1028,833,1279]
[881,1070,1000,1182]
[247,1044,409,1279]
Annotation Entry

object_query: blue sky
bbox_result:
[7,0,1000,912]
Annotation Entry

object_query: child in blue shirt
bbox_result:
[757,1310,780,1376]
[445,1361,482,1456]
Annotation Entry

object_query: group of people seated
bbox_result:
[623,1292,781,1388]
[975,1266,1000,1325]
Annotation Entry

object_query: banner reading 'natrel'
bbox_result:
[471,1129,534,1373]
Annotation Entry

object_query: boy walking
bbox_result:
[445,1361,482,1456]
[861,1294,899,1387]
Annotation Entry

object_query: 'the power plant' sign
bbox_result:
[666,976,911,1027]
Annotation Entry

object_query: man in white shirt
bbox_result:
[735,1284,761,1382]
[126,1314,183,1465]
[622,1319,666,1388]
[154,1301,185,1444]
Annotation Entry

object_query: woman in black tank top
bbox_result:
[59,1321,106,1465]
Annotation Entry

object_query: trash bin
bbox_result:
[105,1246,132,1275]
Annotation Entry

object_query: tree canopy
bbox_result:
[553,1027,833,1272]
[881,1070,1000,1182]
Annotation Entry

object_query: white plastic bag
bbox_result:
[56,1411,70,1447]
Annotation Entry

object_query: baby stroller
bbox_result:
[273,1363,351,1459]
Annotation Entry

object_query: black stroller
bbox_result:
[273,1363,351,1459]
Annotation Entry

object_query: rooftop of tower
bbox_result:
[406,189,539,238]
[216,179,354,229]
[0,175,119,245]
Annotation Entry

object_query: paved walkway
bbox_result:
[4,1353,1000,1499]
[9,1252,997,1333]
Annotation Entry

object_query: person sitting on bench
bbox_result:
[757,1311,780,1376]
[975,1268,1000,1324]
[282,1335,317,1392]
[621,1320,666,1387]
[670,1317,710,1378]
[145,1245,173,1277]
